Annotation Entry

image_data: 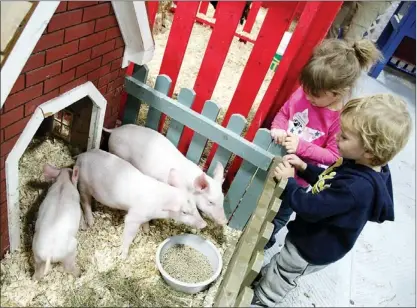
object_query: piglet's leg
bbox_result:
[32,255,46,281]
[79,188,94,227]
[62,239,81,277]
[120,212,144,259]
[141,222,150,233]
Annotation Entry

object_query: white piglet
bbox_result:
[105,124,228,225]
[75,149,207,258]
[32,164,82,280]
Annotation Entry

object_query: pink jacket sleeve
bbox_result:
[270,96,291,130]
[296,118,341,166]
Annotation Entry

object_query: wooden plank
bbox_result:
[207,114,247,177]
[266,198,281,223]
[146,1,159,29]
[165,87,196,147]
[1,1,34,53]
[242,1,262,34]
[242,250,264,288]
[224,128,271,219]
[125,76,275,171]
[177,1,246,154]
[214,157,280,306]
[199,1,209,14]
[157,1,199,132]
[257,221,274,251]
[205,2,297,170]
[194,16,256,44]
[145,75,172,131]
[186,100,220,164]
[122,65,149,125]
[235,287,254,307]
[228,149,281,230]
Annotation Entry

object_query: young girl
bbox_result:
[265,38,382,249]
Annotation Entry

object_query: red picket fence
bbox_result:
[120,1,342,186]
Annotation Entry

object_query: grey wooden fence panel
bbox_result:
[122,65,149,125]
[124,76,275,170]
[145,75,172,131]
[207,114,247,178]
[223,128,271,220]
[165,88,196,147]
[185,100,220,165]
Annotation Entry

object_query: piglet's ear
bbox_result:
[71,166,79,185]
[194,173,209,192]
[213,162,224,183]
[167,168,186,189]
[43,163,60,181]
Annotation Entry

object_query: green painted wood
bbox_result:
[214,158,279,307]
[207,114,247,178]
[224,129,271,220]
[185,100,220,165]
[235,287,254,307]
[242,250,264,288]
[122,65,149,125]
[124,76,275,171]
[228,140,282,230]
[145,75,172,131]
[165,87,196,146]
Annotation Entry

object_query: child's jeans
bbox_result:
[254,235,328,306]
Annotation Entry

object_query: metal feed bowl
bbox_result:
[155,233,223,294]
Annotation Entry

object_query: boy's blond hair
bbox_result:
[300,39,382,97]
[341,94,412,166]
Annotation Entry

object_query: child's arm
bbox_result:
[296,118,340,166]
[271,99,290,130]
[284,154,325,185]
[284,178,355,222]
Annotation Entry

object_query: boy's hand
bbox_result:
[284,154,307,172]
[283,132,299,154]
[270,128,287,144]
[274,161,295,180]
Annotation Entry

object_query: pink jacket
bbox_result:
[271,87,341,187]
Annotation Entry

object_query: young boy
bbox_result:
[251,93,412,307]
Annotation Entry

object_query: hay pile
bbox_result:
[0,137,241,307]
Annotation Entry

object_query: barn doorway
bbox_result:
[5,82,107,252]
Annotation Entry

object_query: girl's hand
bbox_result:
[283,132,299,154]
[270,129,287,144]
[274,161,295,181]
[283,154,307,171]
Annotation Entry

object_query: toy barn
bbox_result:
[3,1,412,307]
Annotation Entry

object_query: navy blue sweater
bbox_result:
[285,158,394,265]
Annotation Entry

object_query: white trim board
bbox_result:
[1,1,59,109]
[5,81,107,252]
[1,1,155,109]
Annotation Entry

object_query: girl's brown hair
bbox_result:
[300,39,383,97]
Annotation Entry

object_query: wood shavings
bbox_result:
[1,137,242,307]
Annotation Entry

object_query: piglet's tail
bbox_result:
[352,39,383,70]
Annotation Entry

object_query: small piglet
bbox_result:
[32,164,82,280]
[75,149,207,258]
[105,124,228,225]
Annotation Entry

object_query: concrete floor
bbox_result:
[263,67,416,307]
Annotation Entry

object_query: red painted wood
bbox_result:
[294,2,306,19]
[204,1,297,170]
[199,1,209,14]
[224,1,343,187]
[177,1,246,154]
[195,16,256,44]
[242,1,262,34]
[157,1,200,132]
[146,2,159,30]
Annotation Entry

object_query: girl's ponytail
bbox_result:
[352,39,383,70]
